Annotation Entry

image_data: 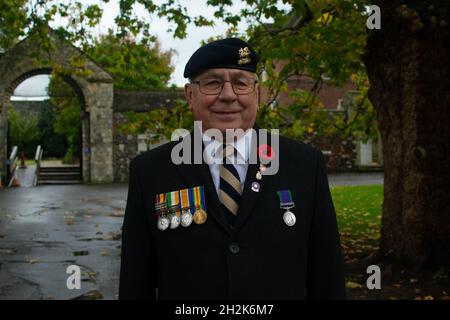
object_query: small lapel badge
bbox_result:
[256,164,266,180]
[251,181,260,192]
[238,46,251,65]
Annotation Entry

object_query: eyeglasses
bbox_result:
[191,78,258,95]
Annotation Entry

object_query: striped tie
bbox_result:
[219,145,242,226]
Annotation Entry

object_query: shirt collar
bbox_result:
[202,129,253,164]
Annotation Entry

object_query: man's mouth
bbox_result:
[213,110,241,114]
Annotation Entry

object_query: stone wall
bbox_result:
[112,89,183,182]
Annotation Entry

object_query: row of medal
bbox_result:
[155,186,207,231]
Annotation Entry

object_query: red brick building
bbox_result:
[258,69,382,171]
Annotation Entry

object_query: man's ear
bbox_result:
[255,82,260,107]
[184,83,194,110]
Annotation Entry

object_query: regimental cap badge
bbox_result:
[238,46,251,65]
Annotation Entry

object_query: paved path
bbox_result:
[0,173,383,299]
[0,185,126,300]
[15,165,36,187]
[328,172,383,186]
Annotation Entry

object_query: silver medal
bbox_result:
[157,215,170,231]
[283,210,296,226]
[181,210,193,227]
[169,214,181,229]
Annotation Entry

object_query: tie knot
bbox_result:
[220,144,237,160]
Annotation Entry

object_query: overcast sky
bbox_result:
[12,0,251,100]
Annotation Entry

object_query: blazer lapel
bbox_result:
[233,127,274,231]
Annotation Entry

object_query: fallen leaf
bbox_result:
[29,259,38,264]
[100,250,108,256]
[73,250,89,256]
[346,281,363,289]
[71,290,103,300]
[109,211,124,217]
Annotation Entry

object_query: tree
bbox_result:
[86,30,174,90]
[37,101,67,158]
[7,106,41,162]
[0,0,27,51]
[48,75,81,164]
[1,0,448,267]
[363,0,450,267]
[47,30,175,161]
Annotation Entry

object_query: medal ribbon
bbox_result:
[200,186,207,211]
[167,191,172,208]
[277,190,295,209]
[188,188,195,214]
[172,191,180,215]
[194,186,201,209]
[155,193,167,216]
[180,189,190,210]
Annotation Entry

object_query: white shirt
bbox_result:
[202,129,253,197]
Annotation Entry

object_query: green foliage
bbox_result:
[86,30,174,89]
[433,267,450,282]
[0,0,27,50]
[48,75,81,164]
[331,184,382,260]
[332,184,382,239]
[117,99,194,143]
[37,101,67,158]
[1,0,378,143]
[7,106,41,158]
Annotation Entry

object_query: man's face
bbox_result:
[184,68,259,133]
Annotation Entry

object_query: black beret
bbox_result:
[183,38,258,78]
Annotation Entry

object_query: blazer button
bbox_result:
[229,243,240,254]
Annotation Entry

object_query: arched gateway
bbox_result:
[0,30,114,183]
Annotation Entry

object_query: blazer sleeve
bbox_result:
[306,150,346,299]
[119,158,156,300]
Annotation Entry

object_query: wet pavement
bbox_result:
[0,184,126,300]
[0,172,383,300]
[327,172,383,186]
[15,165,36,187]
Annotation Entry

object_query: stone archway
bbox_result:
[0,30,114,183]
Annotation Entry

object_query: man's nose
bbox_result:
[219,81,237,101]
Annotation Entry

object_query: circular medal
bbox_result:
[283,210,296,227]
[193,209,207,224]
[157,215,170,231]
[169,214,181,229]
[181,210,193,227]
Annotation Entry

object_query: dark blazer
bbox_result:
[119,127,346,300]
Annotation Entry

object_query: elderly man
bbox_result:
[119,38,345,300]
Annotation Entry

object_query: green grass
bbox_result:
[331,185,383,244]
